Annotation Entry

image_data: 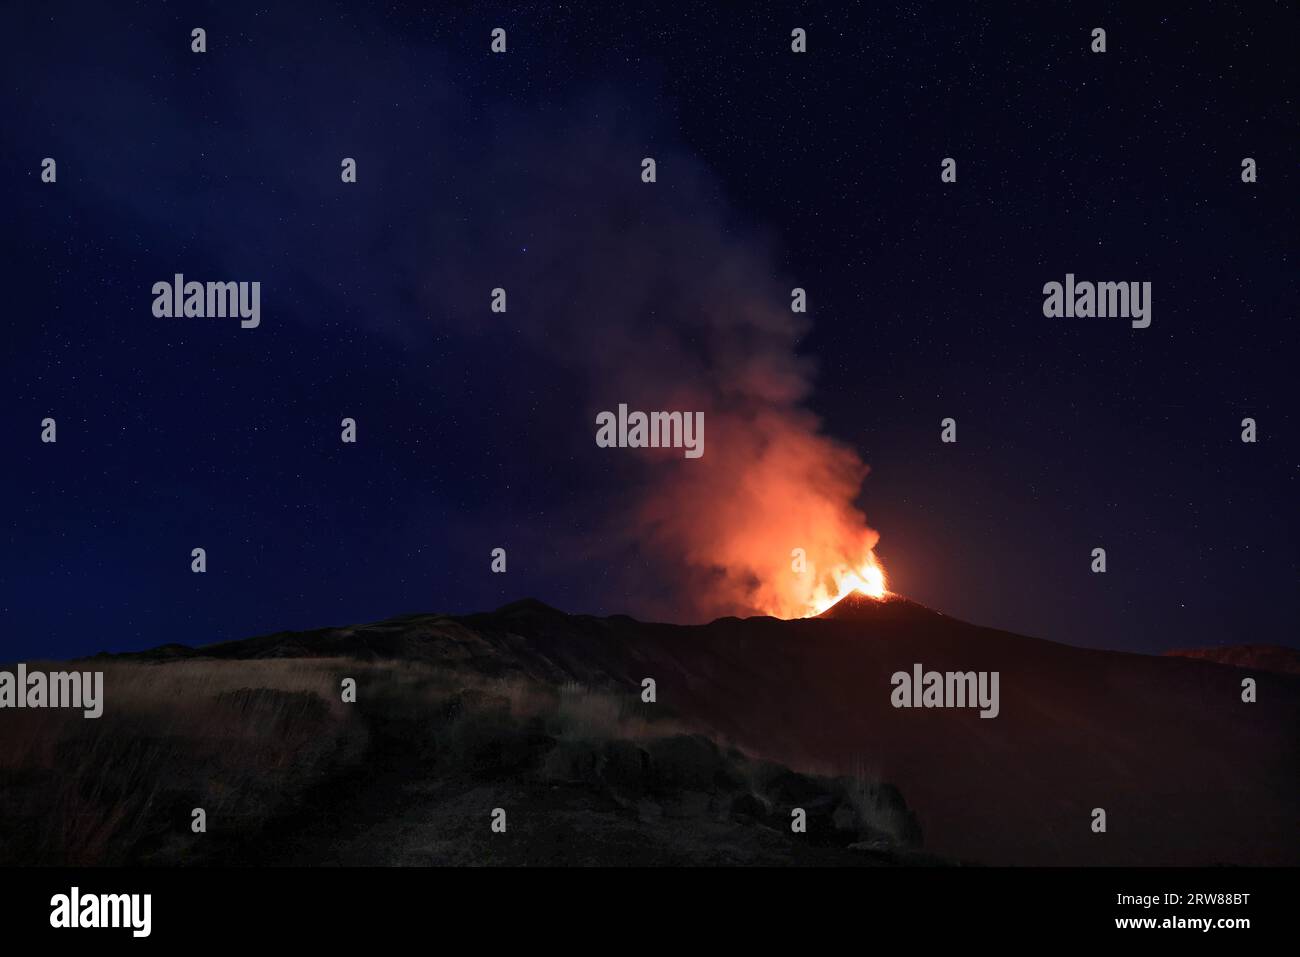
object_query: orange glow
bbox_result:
[632,407,889,623]
[751,546,890,620]
[805,555,889,616]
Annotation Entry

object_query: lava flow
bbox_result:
[805,555,889,617]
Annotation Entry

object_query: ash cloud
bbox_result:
[435,95,882,621]
[7,3,884,623]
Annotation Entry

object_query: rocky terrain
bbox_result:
[1,595,1294,866]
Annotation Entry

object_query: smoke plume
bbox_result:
[439,95,884,620]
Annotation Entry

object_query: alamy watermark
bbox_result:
[1043,273,1151,328]
[152,274,260,328]
[891,663,1000,719]
[0,664,103,718]
[50,887,150,937]
[595,404,704,459]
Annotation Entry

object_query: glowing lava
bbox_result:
[805,555,889,617]
[806,556,889,616]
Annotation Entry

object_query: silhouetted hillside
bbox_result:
[1163,644,1300,676]
[72,594,1300,865]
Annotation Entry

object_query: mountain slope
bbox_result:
[114,595,1299,865]
[1163,644,1300,676]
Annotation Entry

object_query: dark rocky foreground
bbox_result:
[0,610,935,866]
[201,707,936,867]
[2,596,1295,865]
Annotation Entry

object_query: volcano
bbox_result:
[814,590,940,624]
[5,596,1296,866]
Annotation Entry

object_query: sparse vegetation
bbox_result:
[0,657,925,866]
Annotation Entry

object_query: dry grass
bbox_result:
[0,658,688,864]
[0,657,919,864]
[0,658,371,864]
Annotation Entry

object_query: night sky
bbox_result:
[2,2,1295,662]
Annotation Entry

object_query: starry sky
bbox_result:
[2,2,1296,661]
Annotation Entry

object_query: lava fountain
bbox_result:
[805,555,889,616]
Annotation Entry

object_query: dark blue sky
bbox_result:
[2,2,1296,660]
